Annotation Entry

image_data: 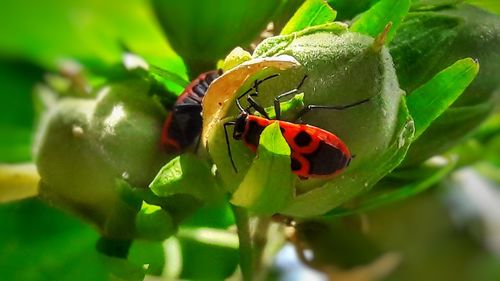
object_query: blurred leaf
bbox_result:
[149,154,221,203]
[281,0,337,35]
[0,163,39,203]
[182,201,235,229]
[135,202,176,241]
[177,227,239,280]
[327,155,457,216]
[350,0,411,43]
[0,0,185,77]
[390,5,500,106]
[128,240,165,276]
[466,0,500,14]
[327,0,375,21]
[231,123,295,215]
[407,58,479,140]
[0,61,43,162]
[411,0,463,9]
[102,256,145,281]
[0,199,109,281]
[403,102,492,166]
[295,220,383,268]
[151,0,282,76]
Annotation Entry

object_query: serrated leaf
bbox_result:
[149,154,220,203]
[407,58,479,140]
[281,0,337,35]
[350,0,411,43]
[231,123,295,215]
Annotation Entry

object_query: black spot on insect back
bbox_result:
[294,131,312,147]
[304,141,347,175]
[291,157,302,171]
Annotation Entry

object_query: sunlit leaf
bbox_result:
[350,0,411,43]
[281,0,337,35]
[149,154,221,203]
[407,58,479,140]
[231,123,295,215]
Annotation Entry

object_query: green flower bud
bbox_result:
[203,25,414,216]
[151,0,281,75]
[36,79,173,238]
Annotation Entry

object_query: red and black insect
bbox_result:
[161,70,221,152]
[223,75,370,179]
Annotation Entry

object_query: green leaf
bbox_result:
[403,102,492,166]
[135,202,176,241]
[326,155,457,216]
[149,154,221,203]
[350,0,411,43]
[0,199,109,281]
[231,123,295,215]
[0,0,186,77]
[0,61,43,162]
[467,0,500,15]
[407,58,479,140]
[327,0,374,21]
[281,0,337,35]
[177,227,239,280]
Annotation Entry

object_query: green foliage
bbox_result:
[231,123,295,215]
[350,0,411,43]
[407,58,479,139]
[0,199,108,281]
[149,154,221,203]
[135,202,176,241]
[0,61,43,162]
[327,155,457,216]
[281,0,337,35]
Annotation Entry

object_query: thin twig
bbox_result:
[231,205,253,281]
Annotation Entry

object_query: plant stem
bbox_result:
[231,204,253,281]
[252,217,271,273]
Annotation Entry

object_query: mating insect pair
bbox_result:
[223,74,370,179]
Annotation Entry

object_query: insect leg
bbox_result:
[295,98,370,120]
[273,75,308,120]
[224,121,238,173]
[247,94,270,119]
